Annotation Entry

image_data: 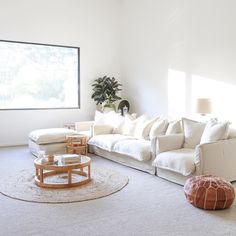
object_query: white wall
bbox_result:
[2,0,236,146]
[0,0,121,146]
[121,0,236,122]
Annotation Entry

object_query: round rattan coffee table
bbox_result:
[34,155,91,189]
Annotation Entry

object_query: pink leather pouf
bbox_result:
[184,175,235,210]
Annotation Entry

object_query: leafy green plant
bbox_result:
[91,76,122,105]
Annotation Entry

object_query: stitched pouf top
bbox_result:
[184,175,235,210]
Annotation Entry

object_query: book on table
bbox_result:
[60,154,81,163]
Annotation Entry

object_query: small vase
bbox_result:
[47,154,54,163]
[96,103,103,112]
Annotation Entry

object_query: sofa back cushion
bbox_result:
[93,125,114,136]
[165,120,182,135]
[200,119,230,144]
[134,117,159,140]
[182,118,205,148]
[95,111,126,134]
[149,119,169,140]
[94,111,116,125]
[122,114,148,136]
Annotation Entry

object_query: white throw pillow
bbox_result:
[165,120,182,135]
[94,111,124,131]
[113,113,138,134]
[149,119,169,140]
[122,114,148,136]
[182,118,205,148]
[94,110,115,125]
[200,119,230,144]
[121,114,135,136]
[94,110,104,124]
[134,117,159,140]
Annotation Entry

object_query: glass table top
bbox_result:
[35,154,90,166]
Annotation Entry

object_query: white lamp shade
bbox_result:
[196,98,212,115]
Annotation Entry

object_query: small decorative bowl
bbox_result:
[47,154,54,163]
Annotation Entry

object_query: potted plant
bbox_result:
[91,76,122,111]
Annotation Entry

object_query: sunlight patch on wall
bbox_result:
[168,69,186,117]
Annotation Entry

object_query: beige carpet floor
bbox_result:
[0,146,236,236]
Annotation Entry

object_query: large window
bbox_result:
[0,40,80,110]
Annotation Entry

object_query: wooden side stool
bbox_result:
[66,135,88,155]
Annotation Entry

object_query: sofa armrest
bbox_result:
[150,137,157,159]
[155,134,184,155]
[93,125,114,136]
[75,121,94,132]
[194,138,236,181]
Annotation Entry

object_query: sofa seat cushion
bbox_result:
[113,139,151,161]
[88,134,134,152]
[153,148,195,176]
[29,128,78,145]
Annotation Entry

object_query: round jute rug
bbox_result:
[0,168,128,203]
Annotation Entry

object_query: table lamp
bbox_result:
[196,98,212,116]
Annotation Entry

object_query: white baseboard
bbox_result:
[0,142,27,148]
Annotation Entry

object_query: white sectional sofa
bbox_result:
[153,118,236,185]
[28,111,236,186]
[87,111,181,174]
